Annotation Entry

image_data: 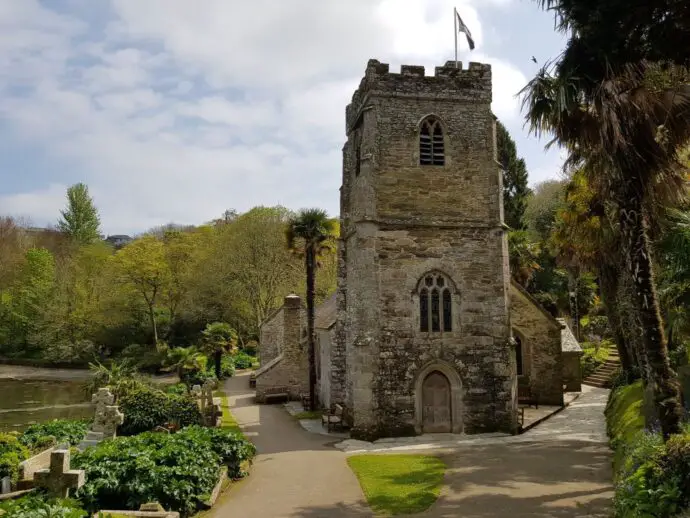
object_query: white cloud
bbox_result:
[0,0,562,235]
[0,183,67,226]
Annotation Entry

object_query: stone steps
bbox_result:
[583,349,621,388]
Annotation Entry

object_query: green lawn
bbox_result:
[214,389,242,436]
[347,454,446,516]
[292,410,323,420]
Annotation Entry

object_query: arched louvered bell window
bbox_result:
[420,117,445,166]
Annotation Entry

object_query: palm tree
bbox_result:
[522,0,690,439]
[166,346,205,381]
[286,209,336,411]
[550,170,638,373]
[201,322,238,379]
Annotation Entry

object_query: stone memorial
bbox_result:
[93,404,124,439]
[33,449,85,498]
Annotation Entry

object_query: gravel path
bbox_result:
[209,373,371,518]
[212,380,612,517]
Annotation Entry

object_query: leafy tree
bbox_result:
[113,236,170,345]
[524,180,567,242]
[508,230,541,288]
[200,322,237,379]
[0,217,30,293]
[286,209,336,411]
[5,248,56,349]
[57,183,101,245]
[523,0,690,438]
[497,121,531,229]
[206,206,301,334]
[160,229,201,335]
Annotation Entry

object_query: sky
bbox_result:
[0,0,567,235]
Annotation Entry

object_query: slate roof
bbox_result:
[557,318,583,353]
[315,293,337,330]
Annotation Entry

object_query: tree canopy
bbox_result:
[57,183,101,245]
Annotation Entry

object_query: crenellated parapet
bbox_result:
[346,59,492,133]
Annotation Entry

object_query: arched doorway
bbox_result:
[421,371,452,433]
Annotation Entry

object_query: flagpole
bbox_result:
[454,7,458,68]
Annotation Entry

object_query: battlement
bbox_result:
[346,59,492,132]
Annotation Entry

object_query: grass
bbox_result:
[213,389,242,436]
[580,343,610,378]
[292,410,323,420]
[605,379,645,474]
[347,454,446,516]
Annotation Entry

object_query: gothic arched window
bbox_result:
[419,273,453,333]
[419,117,445,166]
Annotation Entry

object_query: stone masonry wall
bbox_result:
[338,59,515,439]
[374,227,514,436]
[562,352,582,392]
[281,295,308,396]
[255,295,308,401]
[510,284,564,406]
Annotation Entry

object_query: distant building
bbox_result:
[105,235,132,249]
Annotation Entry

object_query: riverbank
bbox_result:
[0,364,179,383]
[0,364,93,381]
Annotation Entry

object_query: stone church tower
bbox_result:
[331,59,518,440]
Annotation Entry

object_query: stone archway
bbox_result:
[414,361,463,434]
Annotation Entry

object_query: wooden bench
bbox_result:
[321,404,344,432]
[518,385,538,409]
[263,386,290,403]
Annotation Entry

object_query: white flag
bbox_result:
[456,11,475,50]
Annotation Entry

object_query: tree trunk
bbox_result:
[214,349,222,380]
[620,190,683,440]
[598,261,636,374]
[148,303,158,345]
[306,245,317,411]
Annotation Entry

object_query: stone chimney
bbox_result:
[283,294,308,394]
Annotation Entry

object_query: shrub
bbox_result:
[233,352,254,370]
[0,496,86,518]
[20,420,90,451]
[242,340,258,357]
[606,380,690,517]
[180,367,216,388]
[613,432,688,517]
[164,383,188,396]
[119,388,202,435]
[168,396,203,430]
[580,342,610,378]
[0,434,30,485]
[119,343,167,372]
[74,427,255,517]
[220,354,235,379]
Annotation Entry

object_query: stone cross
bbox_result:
[91,387,115,415]
[34,450,85,498]
[201,381,216,425]
[202,381,215,408]
[0,475,10,494]
[93,405,124,439]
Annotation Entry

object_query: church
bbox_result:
[253,59,582,440]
